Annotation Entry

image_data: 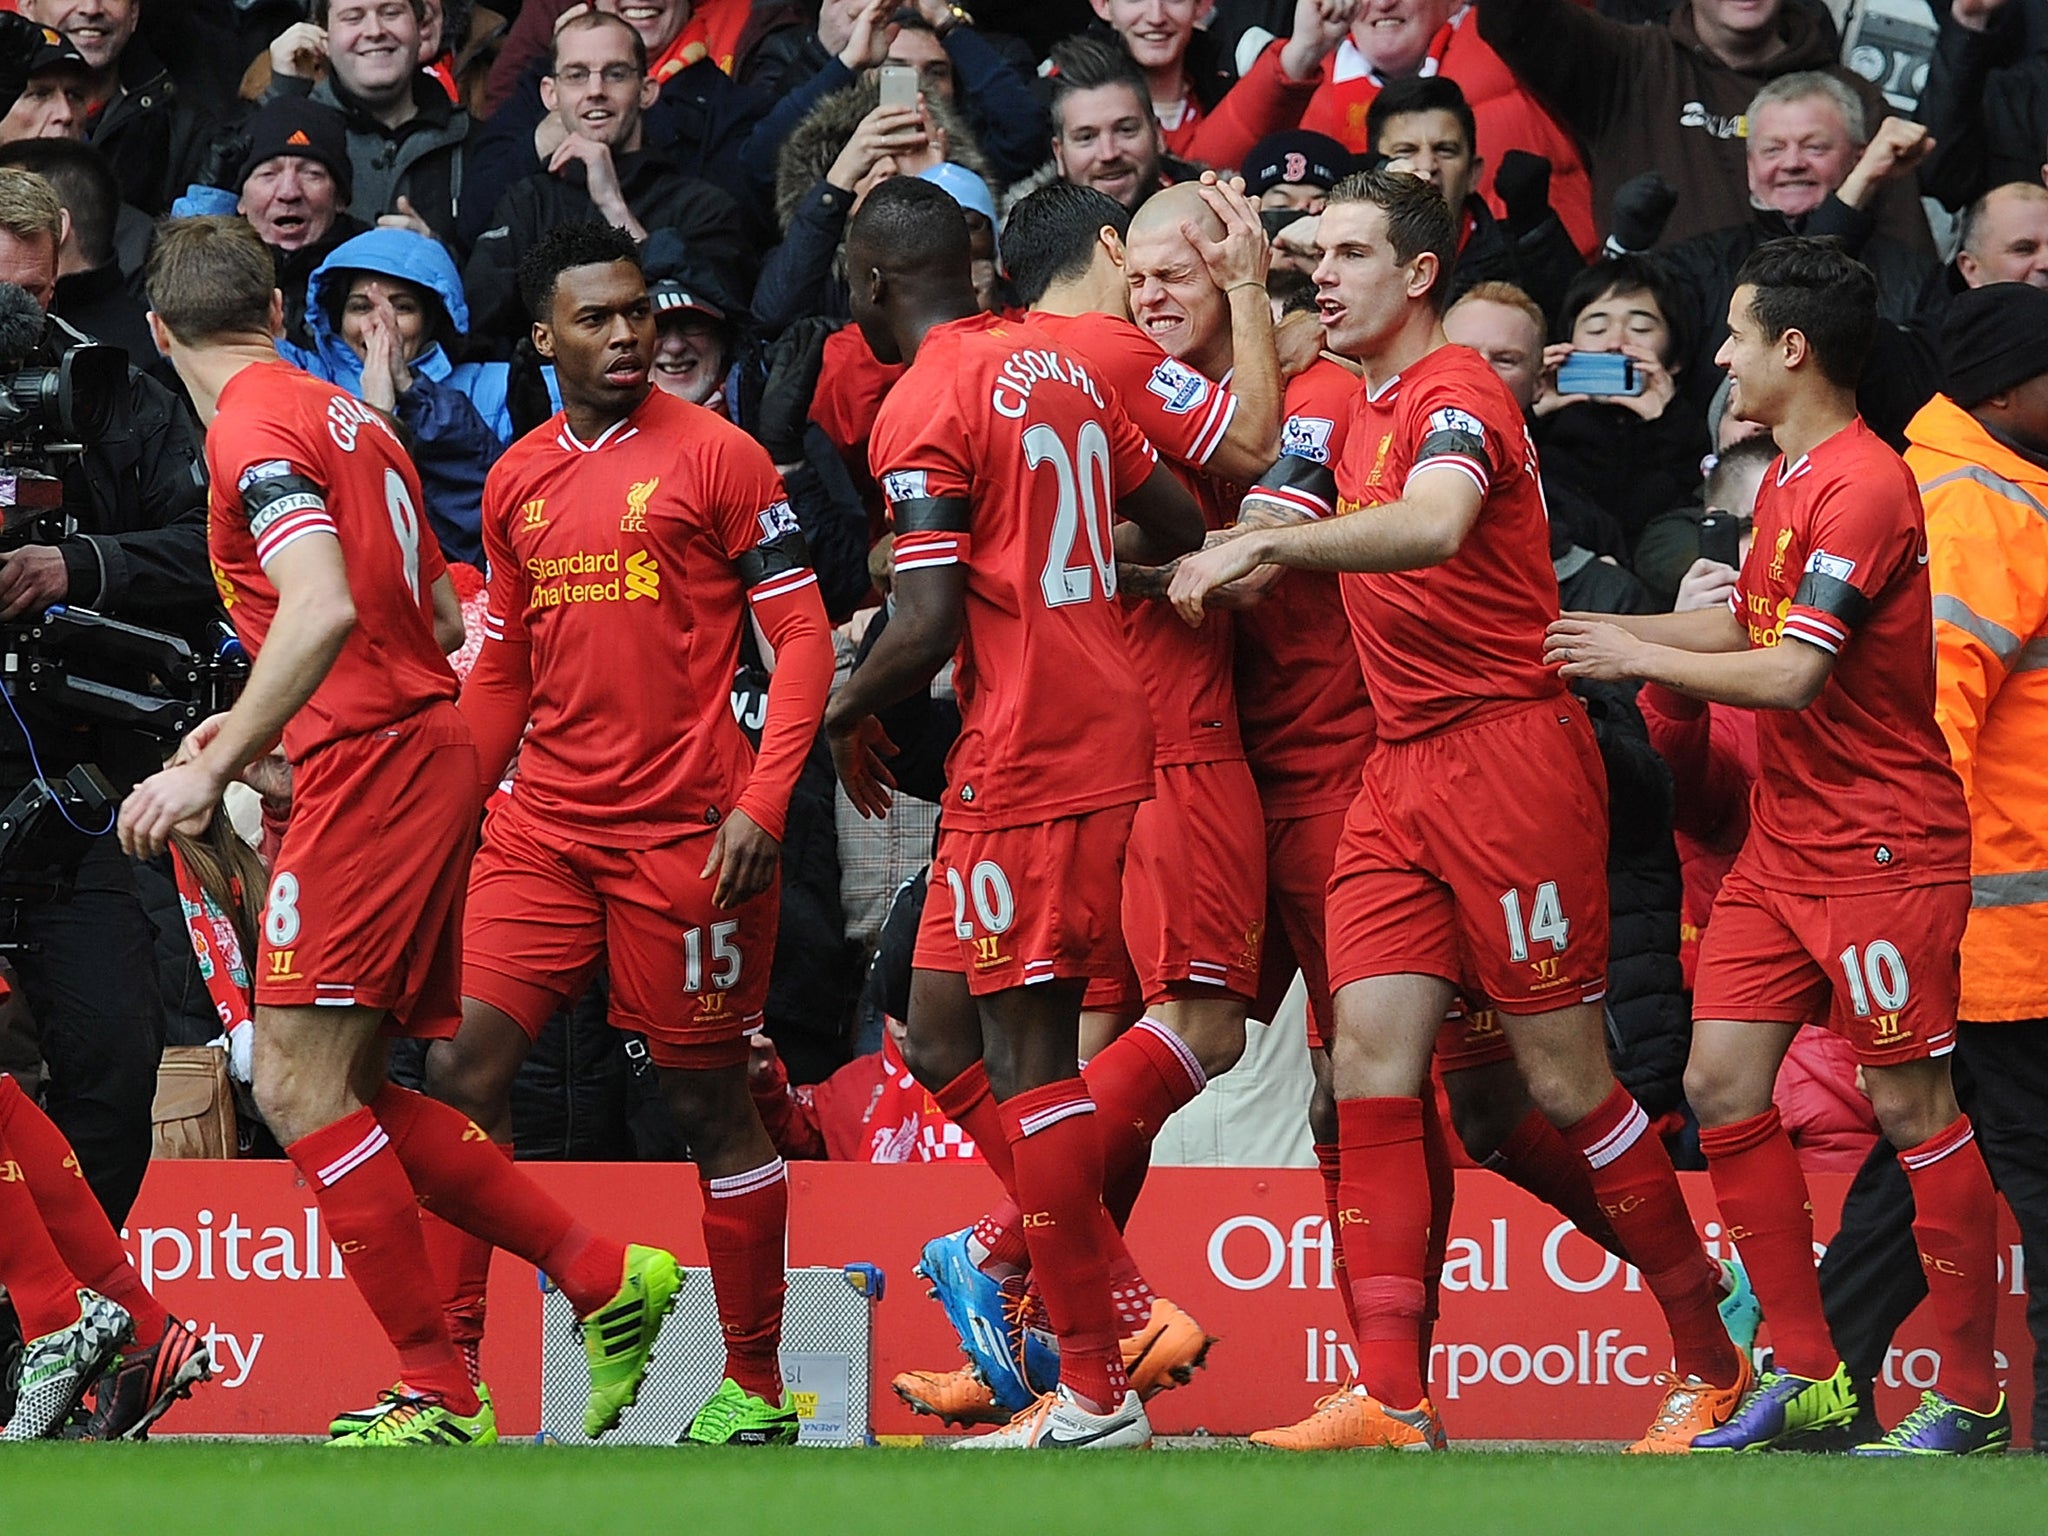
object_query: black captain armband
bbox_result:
[736,528,814,588]
[1249,453,1338,518]
[892,496,972,534]
[1791,568,1871,628]
[1414,427,1487,466]
[238,467,327,531]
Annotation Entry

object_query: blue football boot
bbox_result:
[916,1229,1033,1413]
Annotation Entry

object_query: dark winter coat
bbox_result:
[264,72,477,245]
[1535,397,1710,557]
[1475,0,1931,253]
[86,40,218,216]
[1915,4,2048,211]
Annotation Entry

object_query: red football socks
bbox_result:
[1418,1088,1456,1383]
[1700,1107,1837,1380]
[1488,1107,1631,1265]
[286,1107,478,1413]
[418,1137,512,1384]
[1564,1083,1737,1388]
[1085,1019,1204,1226]
[1000,1079,1129,1412]
[0,1108,83,1338]
[1336,1097,1431,1410]
[933,1060,1014,1187]
[0,1074,170,1338]
[701,1159,789,1401]
[1313,1141,1359,1341]
[370,1084,624,1318]
[1900,1116,2001,1413]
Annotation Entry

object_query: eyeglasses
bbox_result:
[552,64,639,87]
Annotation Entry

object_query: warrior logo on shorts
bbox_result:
[1872,1011,1907,1044]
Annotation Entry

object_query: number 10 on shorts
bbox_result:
[1499,881,1570,962]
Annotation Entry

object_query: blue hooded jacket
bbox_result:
[276,228,511,566]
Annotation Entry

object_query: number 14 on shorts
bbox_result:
[1499,881,1570,962]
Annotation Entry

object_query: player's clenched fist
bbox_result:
[1543,614,1646,682]
[119,760,228,860]
[1168,527,1268,626]
[824,713,898,820]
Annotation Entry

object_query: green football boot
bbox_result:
[683,1377,800,1446]
[331,1381,492,1439]
[581,1244,683,1437]
[328,1386,497,1448]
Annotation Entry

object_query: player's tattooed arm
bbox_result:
[1119,502,1305,606]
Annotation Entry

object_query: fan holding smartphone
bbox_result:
[1529,256,1711,556]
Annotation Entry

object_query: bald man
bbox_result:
[1957,183,2048,291]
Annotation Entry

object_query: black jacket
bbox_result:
[1579,680,1690,1122]
[463,150,749,354]
[86,40,218,217]
[1535,396,1709,558]
[1916,4,2048,211]
[461,56,767,250]
[1447,194,1584,322]
[52,263,165,389]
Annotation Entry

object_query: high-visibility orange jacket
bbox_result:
[1905,395,2048,1022]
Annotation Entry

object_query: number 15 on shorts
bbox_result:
[1500,881,1570,962]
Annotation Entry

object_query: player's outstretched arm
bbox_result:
[825,562,967,817]
[1114,462,1206,568]
[1558,603,1748,654]
[118,534,357,858]
[1545,618,1836,710]
[1169,465,1481,623]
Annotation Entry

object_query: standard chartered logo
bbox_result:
[523,547,661,607]
[624,550,659,601]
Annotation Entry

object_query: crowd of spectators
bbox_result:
[0,0,2040,1188]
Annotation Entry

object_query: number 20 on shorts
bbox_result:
[949,860,1017,939]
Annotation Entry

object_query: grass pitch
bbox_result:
[1,1443,2043,1535]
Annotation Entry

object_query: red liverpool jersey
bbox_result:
[1732,418,1971,893]
[1029,309,1244,765]
[874,312,1159,830]
[1334,342,1564,741]
[472,389,826,845]
[205,359,456,760]
[1236,357,1376,816]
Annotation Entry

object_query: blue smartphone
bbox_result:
[1555,351,1643,397]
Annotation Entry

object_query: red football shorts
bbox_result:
[1435,1002,1515,1072]
[916,804,1137,996]
[1326,697,1611,1015]
[1692,865,1966,1066]
[1255,807,1347,1048]
[255,701,479,1038]
[1119,760,1267,1005]
[462,798,778,1069]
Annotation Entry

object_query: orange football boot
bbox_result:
[1250,1383,1447,1452]
[893,1366,1010,1427]
[1627,1351,1756,1454]
[1120,1298,1217,1399]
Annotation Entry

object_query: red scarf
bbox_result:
[172,846,254,1039]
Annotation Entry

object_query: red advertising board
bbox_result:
[122,1162,2033,1443]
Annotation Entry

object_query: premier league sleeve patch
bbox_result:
[757,499,800,541]
[881,470,929,504]
[1279,415,1335,463]
[1146,358,1210,415]
[1424,407,1486,441]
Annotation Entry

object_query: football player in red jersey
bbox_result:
[1171,172,1746,1452]
[416,222,835,1447]
[121,217,669,1448]
[1546,239,2007,1457]
[886,179,1284,1426]
[828,177,1204,1449]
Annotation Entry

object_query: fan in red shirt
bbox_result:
[121,216,666,1449]
[419,222,834,1446]
[1547,238,2005,1456]
[1172,170,1744,1453]
[827,177,1204,1450]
